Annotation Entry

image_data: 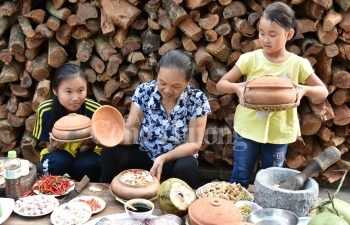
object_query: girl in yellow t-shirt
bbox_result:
[216,2,328,189]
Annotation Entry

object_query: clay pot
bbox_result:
[188,197,243,225]
[91,105,125,147]
[52,113,92,140]
[244,76,297,105]
[110,169,160,200]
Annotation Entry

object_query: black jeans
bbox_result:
[100,144,199,189]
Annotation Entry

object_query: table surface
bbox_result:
[3,183,320,224]
[4,183,165,225]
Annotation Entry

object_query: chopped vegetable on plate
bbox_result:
[70,196,106,214]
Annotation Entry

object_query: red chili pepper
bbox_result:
[32,174,73,195]
[21,189,35,197]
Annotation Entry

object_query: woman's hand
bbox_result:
[150,155,165,181]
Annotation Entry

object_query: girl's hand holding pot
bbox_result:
[49,137,65,151]
[237,80,251,107]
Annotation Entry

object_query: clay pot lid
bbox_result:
[54,113,91,131]
[188,197,242,225]
[246,76,294,89]
[91,105,125,147]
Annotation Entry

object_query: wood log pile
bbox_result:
[0,0,349,183]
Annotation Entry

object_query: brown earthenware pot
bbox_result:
[91,105,125,147]
[110,169,160,200]
[188,197,243,225]
[50,105,125,145]
[244,76,297,105]
[52,113,92,140]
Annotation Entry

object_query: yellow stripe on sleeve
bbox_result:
[33,100,53,138]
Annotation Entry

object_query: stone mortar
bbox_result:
[254,167,319,217]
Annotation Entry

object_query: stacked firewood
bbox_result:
[0,0,349,183]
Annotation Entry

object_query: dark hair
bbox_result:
[262,2,299,41]
[158,49,194,81]
[48,64,88,132]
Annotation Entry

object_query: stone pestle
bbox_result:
[279,146,341,191]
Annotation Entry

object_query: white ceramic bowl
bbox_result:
[124,198,154,221]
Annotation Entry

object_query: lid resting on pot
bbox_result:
[54,113,91,131]
[246,76,294,89]
[91,105,125,147]
[189,197,242,225]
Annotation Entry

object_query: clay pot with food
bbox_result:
[51,113,92,140]
[188,197,243,225]
[110,169,160,200]
[244,76,297,105]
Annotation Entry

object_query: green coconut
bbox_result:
[317,198,350,224]
[308,211,348,225]
[156,178,196,217]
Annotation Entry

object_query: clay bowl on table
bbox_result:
[51,113,92,140]
[91,105,125,147]
[110,169,160,201]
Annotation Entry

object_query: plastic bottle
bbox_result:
[4,150,22,200]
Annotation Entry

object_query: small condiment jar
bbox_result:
[188,197,243,225]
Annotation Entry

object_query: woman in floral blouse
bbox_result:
[100,50,211,188]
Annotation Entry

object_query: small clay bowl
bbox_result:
[52,113,92,140]
[244,76,297,105]
[91,105,125,147]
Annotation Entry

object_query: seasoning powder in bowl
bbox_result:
[235,201,263,221]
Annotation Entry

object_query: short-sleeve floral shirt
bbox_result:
[131,80,211,161]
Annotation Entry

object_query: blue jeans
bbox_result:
[230,132,288,189]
